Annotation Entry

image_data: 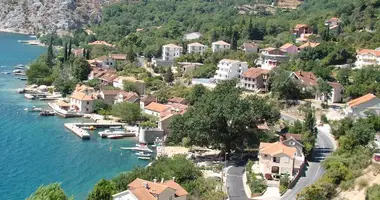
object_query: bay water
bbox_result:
[0,32,147,199]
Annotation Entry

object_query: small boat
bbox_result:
[39,110,55,116]
[13,69,23,73]
[17,88,25,93]
[29,107,43,112]
[138,156,151,160]
[20,78,27,81]
[107,135,124,139]
[135,152,151,157]
[120,146,153,153]
[15,64,24,69]
[136,142,147,147]
[1,72,11,75]
[110,126,122,129]
[24,94,35,100]
[14,72,26,76]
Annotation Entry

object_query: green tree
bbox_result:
[316,79,332,104]
[366,184,380,200]
[26,62,53,85]
[297,180,336,200]
[87,179,116,200]
[169,80,280,155]
[231,28,239,50]
[64,43,68,62]
[68,38,72,57]
[140,120,158,128]
[93,100,111,114]
[111,102,141,124]
[27,183,70,200]
[46,37,54,68]
[72,57,92,81]
[164,66,174,83]
[127,46,136,63]
[269,69,301,100]
[186,84,209,105]
[123,80,138,93]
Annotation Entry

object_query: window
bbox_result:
[86,101,89,105]
[273,157,280,163]
[86,108,89,112]
[283,157,289,163]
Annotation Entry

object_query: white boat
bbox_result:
[120,146,153,153]
[30,107,43,112]
[1,72,11,75]
[24,94,35,100]
[110,126,122,129]
[138,156,151,160]
[135,152,151,157]
[136,142,147,147]
[107,135,125,139]
[13,69,23,73]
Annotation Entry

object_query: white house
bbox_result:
[183,32,202,41]
[355,49,380,69]
[315,82,344,103]
[162,44,183,61]
[112,178,188,200]
[143,102,171,118]
[69,85,96,114]
[187,42,207,55]
[113,76,145,95]
[114,91,140,104]
[89,56,115,68]
[214,59,248,82]
[256,47,289,70]
[212,40,230,53]
[344,93,380,118]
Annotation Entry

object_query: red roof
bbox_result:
[347,93,378,108]
[293,71,317,86]
[357,49,380,57]
[242,68,269,79]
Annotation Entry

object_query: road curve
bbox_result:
[226,166,249,200]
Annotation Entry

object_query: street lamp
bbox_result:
[224,152,229,168]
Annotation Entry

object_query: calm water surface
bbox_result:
[0,32,147,200]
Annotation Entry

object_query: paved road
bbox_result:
[281,125,335,200]
[226,166,249,200]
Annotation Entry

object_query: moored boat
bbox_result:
[39,110,55,116]
[138,156,151,160]
[107,135,124,139]
[135,152,151,157]
[24,94,35,100]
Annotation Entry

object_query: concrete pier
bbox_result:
[64,122,125,140]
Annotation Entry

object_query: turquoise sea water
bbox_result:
[0,32,148,200]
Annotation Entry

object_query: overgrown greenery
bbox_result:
[27,183,71,200]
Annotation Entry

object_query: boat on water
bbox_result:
[135,152,151,157]
[107,135,125,139]
[19,77,27,81]
[39,110,55,116]
[138,156,151,160]
[15,65,24,69]
[24,94,35,100]
[110,126,122,129]
[14,72,26,76]
[136,142,147,147]
[29,107,43,112]
[120,146,153,153]
[13,69,23,73]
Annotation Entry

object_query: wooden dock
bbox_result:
[64,122,125,140]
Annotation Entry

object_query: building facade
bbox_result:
[212,40,231,53]
[162,44,183,61]
[240,68,270,92]
[256,48,289,70]
[214,59,248,82]
[187,42,207,55]
[355,49,380,69]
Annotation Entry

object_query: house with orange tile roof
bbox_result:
[99,71,119,85]
[256,47,289,70]
[162,43,183,61]
[240,42,258,53]
[355,49,380,69]
[240,68,270,92]
[259,140,304,176]
[344,93,380,118]
[280,43,298,55]
[291,70,317,89]
[114,91,140,104]
[112,178,188,200]
[143,102,172,118]
[293,24,313,37]
[110,54,127,61]
[212,40,231,53]
[326,17,341,30]
[168,97,187,105]
[69,84,97,113]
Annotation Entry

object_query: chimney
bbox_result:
[298,70,302,76]
[161,178,164,183]
[172,177,176,181]
[143,182,148,188]
[153,178,157,183]
[279,135,285,142]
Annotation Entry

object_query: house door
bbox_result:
[271,166,280,174]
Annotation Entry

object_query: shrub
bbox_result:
[357,178,369,190]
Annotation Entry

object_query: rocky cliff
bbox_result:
[0,0,119,34]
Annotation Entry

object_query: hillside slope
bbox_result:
[0,0,119,34]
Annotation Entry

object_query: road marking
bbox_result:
[312,165,321,181]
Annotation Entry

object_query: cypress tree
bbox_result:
[86,49,90,60]
[63,43,68,62]
[68,38,72,57]
[231,29,238,50]
[82,48,86,57]
[164,66,174,83]
[247,18,254,40]
[46,37,54,67]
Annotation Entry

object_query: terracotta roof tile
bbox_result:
[357,49,380,57]
[163,180,189,196]
[101,90,124,96]
[259,142,297,158]
[163,43,182,48]
[128,178,168,195]
[348,93,378,108]
[293,71,317,86]
[283,133,303,141]
[110,54,127,60]
[99,72,119,82]
[213,40,230,45]
[188,42,205,47]
[295,24,308,29]
[328,82,343,89]
[70,92,95,101]
[242,68,269,79]
[145,102,171,113]
[168,97,187,104]
[129,187,156,200]
[299,42,320,49]
[280,43,295,49]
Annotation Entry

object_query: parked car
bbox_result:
[374,154,380,162]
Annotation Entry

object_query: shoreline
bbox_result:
[0,28,33,36]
